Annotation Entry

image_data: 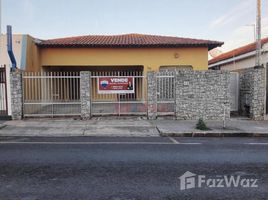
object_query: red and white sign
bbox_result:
[98,77,135,94]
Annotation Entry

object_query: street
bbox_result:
[0,136,267,200]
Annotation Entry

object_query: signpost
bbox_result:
[98,77,135,94]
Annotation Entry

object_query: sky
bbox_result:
[1,0,268,52]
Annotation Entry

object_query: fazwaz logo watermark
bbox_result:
[179,171,258,190]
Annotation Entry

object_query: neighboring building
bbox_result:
[209,37,268,117]
[209,37,268,71]
[0,34,39,71]
[0,34,38,117]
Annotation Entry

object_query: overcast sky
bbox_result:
[1,0,268,52]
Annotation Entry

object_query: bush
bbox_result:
[196,118,210,131]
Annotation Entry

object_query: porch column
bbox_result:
[80,71,91,119]
[10,71,23,120]
[147,71,157,119]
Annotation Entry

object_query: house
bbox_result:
[1,33,223,73]
[1,33,224,118]
[209,37,268,117]
[209,37,268,71]
[33,33,222,73]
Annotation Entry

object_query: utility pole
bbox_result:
[255,0,262,68]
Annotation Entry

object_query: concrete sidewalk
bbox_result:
[0,117,159,137]
[154,118,268,137]
[1,117,268,137]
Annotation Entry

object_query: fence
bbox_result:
[0,66,8,116]
[23,72,81,117]
[9,70,232,120]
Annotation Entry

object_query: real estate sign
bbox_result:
[98,77,135,94]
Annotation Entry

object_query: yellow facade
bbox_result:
[23,40,211,102]
[35,47,208,72]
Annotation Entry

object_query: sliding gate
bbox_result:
[23,72,81,117]
[91,71,147,116]
[0,66,8,117]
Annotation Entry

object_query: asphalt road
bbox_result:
[0,136,267,200]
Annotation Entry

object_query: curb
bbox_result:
[0,125,7,130]
[159,131,268,137]
[156,125,268,137]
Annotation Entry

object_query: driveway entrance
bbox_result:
[91,70,147,116]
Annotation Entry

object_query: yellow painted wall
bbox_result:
[38,47,209,71]
[25,36,40,72]
[25,46,209,102]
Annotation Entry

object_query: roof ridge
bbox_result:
[37,34,223,50]
[42,33,220,42]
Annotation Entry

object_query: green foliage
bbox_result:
[196,118,210,131]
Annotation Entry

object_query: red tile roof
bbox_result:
[209,37,268,65]
[37,33,223,50]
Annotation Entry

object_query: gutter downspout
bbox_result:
[7,25,17,71]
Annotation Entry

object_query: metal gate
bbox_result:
[23,72,81,117]
[230,72,239,112]
[0,65,8,116]
[91,71,146,116]
[156,72,175,116]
